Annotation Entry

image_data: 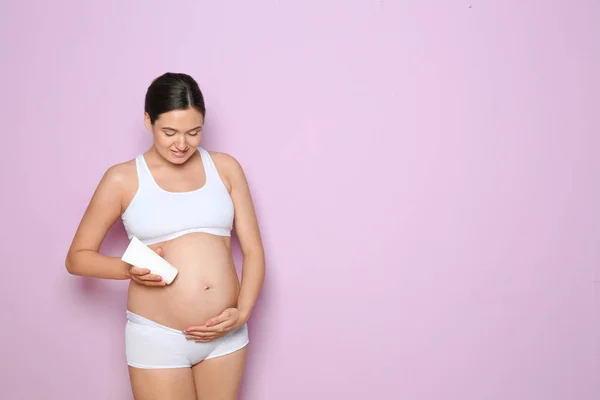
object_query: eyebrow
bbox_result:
[162,126,203,132]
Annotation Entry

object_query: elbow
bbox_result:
[243,246,265,263]
[243,247,266,277]
[65,256,74,274]
[65,253,78,275]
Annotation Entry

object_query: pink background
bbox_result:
[1,1,599,399]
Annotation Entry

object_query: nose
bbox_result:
[175,135,186,150]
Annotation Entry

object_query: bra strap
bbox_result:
[134,154,157,190]
[199,147,221,183]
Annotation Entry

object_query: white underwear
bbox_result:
[125,310,249,369]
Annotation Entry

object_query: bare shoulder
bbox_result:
[209,151,244,173]
[99,158,138,191]
[208,150,247,192]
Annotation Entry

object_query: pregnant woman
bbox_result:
[65,72,265,400]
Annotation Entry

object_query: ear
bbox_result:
[143,112,153,132]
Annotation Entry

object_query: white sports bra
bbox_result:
[121,147,234,246]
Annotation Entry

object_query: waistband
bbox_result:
[126,310,184,336]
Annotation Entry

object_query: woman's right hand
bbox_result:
[128,247,167,286]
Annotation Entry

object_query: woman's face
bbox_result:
[145,107,204,165]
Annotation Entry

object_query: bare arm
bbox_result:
[65,165,132,280]
[220,153,266,322]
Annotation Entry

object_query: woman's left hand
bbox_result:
[183,308,245,342]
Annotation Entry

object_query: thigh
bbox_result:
[192,346,249,400]
[128,367,197,400]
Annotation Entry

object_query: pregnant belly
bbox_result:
[126,232,240,331]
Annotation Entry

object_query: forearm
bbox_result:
[236,250,265,321]
[66,250,131,280]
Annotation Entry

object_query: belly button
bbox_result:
[204,285,212,291]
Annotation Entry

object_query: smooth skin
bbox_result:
[66,107,265,400]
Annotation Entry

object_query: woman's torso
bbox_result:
[119,147,239,330]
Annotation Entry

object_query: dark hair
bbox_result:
[144,72,206,124]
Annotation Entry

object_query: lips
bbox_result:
[171,149,188,158]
